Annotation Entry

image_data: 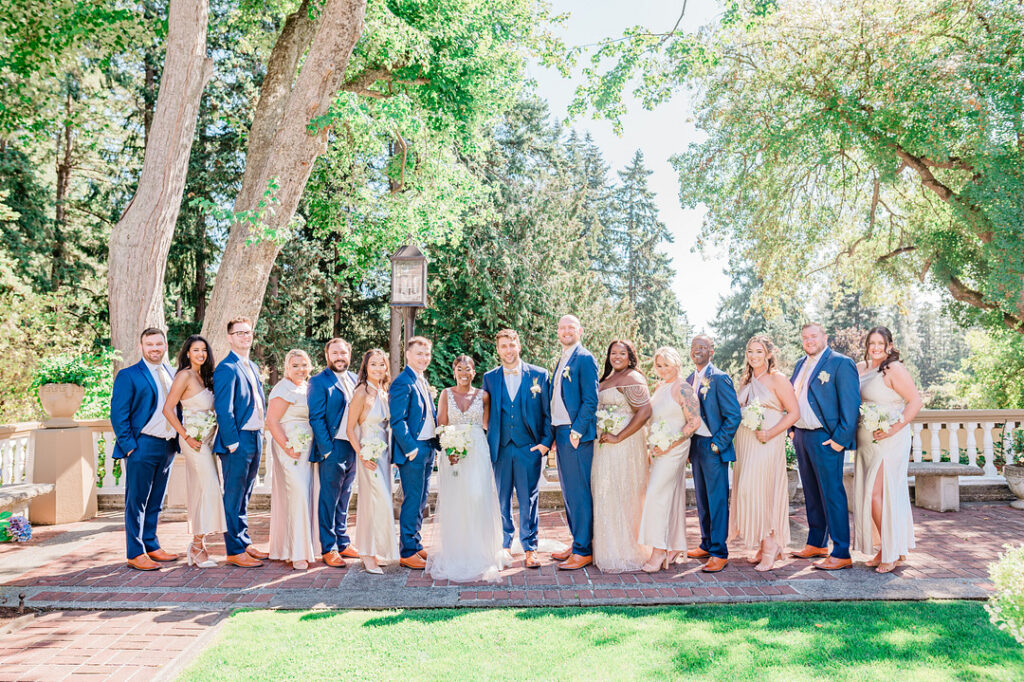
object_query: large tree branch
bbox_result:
[339,66,430,100]
[948,275,1024,333]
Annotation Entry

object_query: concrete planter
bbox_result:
[787,468,800,503]
[38,383,85,428]
[1005,464,1024,510]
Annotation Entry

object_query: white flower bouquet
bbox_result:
[182,409,217,443]
[437,424,471,476]
[285,424,312,465]
[860,403,902,443]
[360,437,387,478]
[648,419,680,453]
[596,407,628,435]
[740,399,765,432]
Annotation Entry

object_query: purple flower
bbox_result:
[7,515,32,542]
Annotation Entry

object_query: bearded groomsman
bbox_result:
[789,322,861,570]
[308,338,359,567]
[213,316,269,568]
[110,328,180,571]
[549,315,599,570]
[482,329,554,568]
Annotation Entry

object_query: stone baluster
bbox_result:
[928,422,942,463]
[1004,421,1017,469]
[965,422,978,467]
[982,422,997,477]
[912,423,924,462]
[947,421,960,464]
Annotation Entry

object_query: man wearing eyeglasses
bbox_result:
[212,316,269,567]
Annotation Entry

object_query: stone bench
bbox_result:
[0,483,55,515]
[843,461,984,512]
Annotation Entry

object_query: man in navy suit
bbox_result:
[789,322,861,570]
[685,335,741,573]
[212,316,268,568]
[482,329,554,568]
[548,315,599,570]
[307,337,359,567]
[110,328,181,571]
[389,336,438,570]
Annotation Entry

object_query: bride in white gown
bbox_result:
[426,355,506,583]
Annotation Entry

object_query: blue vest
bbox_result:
[500,380,530,448]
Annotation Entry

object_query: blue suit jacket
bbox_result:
[552,346,600,442]
[686,362,742,463]
[306,368,358,463]
[388,366,437,465]
[790,347,861,451]
[482,363,555,461]
[110,360,179,459]
[212,351,267,455]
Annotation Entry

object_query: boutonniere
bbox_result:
[700,377,710,398]
[530,377,541,396]
[818,371,830,384]
[562,366,571,382]
[428,385,438,401]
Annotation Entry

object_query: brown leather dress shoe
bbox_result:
[702,557,728,573]
[557,554,592,570]
[813,557,853,571]
[400,554,427,570]
[127,554,161,571]
[226,553,263,568]
[245,546,270,560]
[147,548,179,562]
[322,550,345,568]
[417,549,428,560]
[551,547,573,562]
[686,548,710,559]
[339,546,360,559]
[791,545,829,559]
[524,551,541,568]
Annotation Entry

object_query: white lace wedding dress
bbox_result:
[425,390,506,583]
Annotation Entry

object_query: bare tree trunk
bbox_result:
[108,0,211,368]
[201,0,367,357]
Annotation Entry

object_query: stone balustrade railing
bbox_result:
[907,409,1024,478]
[0,422,39,486]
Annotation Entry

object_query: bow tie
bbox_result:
[503,369,520,376]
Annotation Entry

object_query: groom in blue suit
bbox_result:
[482,329,554,569]
[685,335,741,573]
[110,328,180,571]
[389,336,439,570]
[789,322,861,570]
[212,317,268,568]
[548,315,599,570]
[307,338,359,567]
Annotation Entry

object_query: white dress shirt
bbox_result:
[550,344,578,427]
[690,366,713,438]
[140,360,177,440]
[503,362,523,401]
[793,351,825,430]
[240,358,265,432]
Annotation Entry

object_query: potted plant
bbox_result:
[1003,431,1024,510]
[31,350,115,427]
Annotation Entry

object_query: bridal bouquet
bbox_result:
[596,406,628,435]
[182,409,217,443]
[860,403,902,443]
[741,399,765,441]
[437,424,471,476]
[648,419,680,453]
[359,437,387,478]
[285,424,312,464]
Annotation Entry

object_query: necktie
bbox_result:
[795,359,812,396]
[248,363,264,421]
[156,366,171,399]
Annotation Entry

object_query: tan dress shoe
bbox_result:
[524,551,541,568]
[702,557,728,573]
[400,554,427,570]
[812,557,852,571]
[417,549,428,560]
[127,554,161,571]
[686,548,710,559]
[245,546,270,560]
[147,548,179,562]
[551,547,573,562]
[339,546,360,559]
[791,545,829,559]
[226,553,263,568]
[557,554,592,570]
[322,550,345,568]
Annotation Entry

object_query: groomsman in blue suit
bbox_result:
[548,315,599,570]
[212,316,269,568]
[789,322,861,570]
[307,338,359,567]
[389,336,439,570]
[685,335,741,573]
[110,328,180,571]
[482,329,554,569]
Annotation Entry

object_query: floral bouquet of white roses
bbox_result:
[359,437,387,478]
[741,399,765,443]
[437,423,471,476]
[860,403,902,443]
[648,419,680,454]
[182,409,217,443]
[285,424,312,465]
[596,406,628,435]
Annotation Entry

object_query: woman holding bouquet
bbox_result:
[637,347,702,572]
[426,356,505,583]
[728,335,799,571]
[346,349,399,574]
[266,349,317,569]
[592,340,652,573]
[163,335,226,568]
[854,327,922,573]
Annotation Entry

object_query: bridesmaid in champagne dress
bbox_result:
[266,349,318,569]
[592,340,652,573]
[854,327,922,573]
[346,348,400,575]
[729,335,800,571]
[637,347,702,572]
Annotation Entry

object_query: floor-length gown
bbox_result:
[637,382,690,552]
[853,367,915,563]
[179,388,227,537]
[425,390,505,583]
[728,376,791,550]
[352,388,399,561]
[268,380,317,564]
[592,385,651,572]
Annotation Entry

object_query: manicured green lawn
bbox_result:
[180,601,1022,681]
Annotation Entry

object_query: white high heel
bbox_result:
[186,541,218,568]
[362,558,383,575]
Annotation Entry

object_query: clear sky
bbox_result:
[528,0,729,333]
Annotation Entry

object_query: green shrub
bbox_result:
[987,544,1024,646]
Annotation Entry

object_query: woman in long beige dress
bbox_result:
[729,335,799,571]
[637,346,702,572]
[854,326,922,573]
[266,349,318,569]
[592,340,652,573]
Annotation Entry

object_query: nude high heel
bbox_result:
[187,541,218,569]
[362,557,383,575]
